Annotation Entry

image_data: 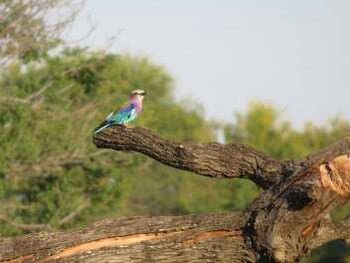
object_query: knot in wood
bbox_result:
[319,155,350,197]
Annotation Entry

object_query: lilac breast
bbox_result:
[131,99,143,113]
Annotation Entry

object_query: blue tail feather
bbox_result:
[94,122,113,134]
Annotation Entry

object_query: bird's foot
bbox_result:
[124,124,135,129]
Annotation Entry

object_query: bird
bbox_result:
[94,89,146,134]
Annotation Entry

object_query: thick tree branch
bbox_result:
[246,154,350,262]
[0,213,255,263]
[93,125,290,189]
[93,128,350,262]
[1,129,349,262]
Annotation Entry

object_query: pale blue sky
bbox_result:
[69,0,350,127]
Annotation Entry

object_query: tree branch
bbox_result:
[57,200,90,227]
[93,125,289,189]
[6,154,86,179]
[245,154,350,262]
[0,213,254,263]
[1,128,349,262]
[93,128,350,261]
[0,214,52,232]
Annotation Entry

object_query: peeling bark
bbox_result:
[0,126,349,262]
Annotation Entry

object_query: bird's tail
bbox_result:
[94,122,113,134]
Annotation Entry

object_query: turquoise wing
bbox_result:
[111,103,137,124]
[94,103,137,134]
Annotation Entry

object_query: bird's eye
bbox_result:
[324,163,332,174]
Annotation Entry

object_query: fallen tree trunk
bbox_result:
[0,126,349,262]
[0,213,255,263]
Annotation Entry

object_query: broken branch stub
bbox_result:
[245,155,350,262]
[319,155,350,197]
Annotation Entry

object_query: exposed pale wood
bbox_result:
[0,213,255,263]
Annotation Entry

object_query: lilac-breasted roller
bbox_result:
[94,89,146,134]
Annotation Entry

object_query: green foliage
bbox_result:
[225,101,350,217]
[225,101,350,160]
[0,48,234,236]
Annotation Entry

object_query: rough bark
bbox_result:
[245,154,350,262]
[93,126,293,189]
[0,213,254,263]
[0,125,349,262]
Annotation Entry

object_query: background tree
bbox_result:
[0,48,225,235]
[0,0,83,66]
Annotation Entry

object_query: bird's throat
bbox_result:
[131,97,143,113]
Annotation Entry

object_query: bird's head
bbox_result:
[130,89,146,101]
